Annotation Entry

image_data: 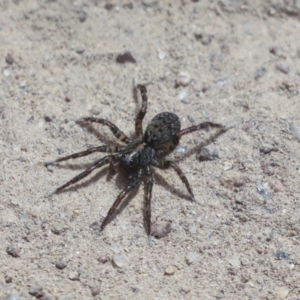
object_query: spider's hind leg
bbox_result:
[135,84,148,136]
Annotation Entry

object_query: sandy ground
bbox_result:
[1,0,300,299]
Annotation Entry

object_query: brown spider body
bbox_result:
[45,85,227,236]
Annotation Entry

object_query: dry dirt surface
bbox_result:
[1,0,300,299]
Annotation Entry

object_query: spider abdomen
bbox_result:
[144,112,181,148]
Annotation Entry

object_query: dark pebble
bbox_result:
[5,53,14,65]
[5,274,13,283]
[255,67,267,80]
[55,260,67,270]
[105,3,114,10]
[269,45,283,56]
[276,250,289,260]
[6,246,20,258]
[44,114,53,122]
[78,11,87,22]
[116,51,136,64]
[29,284,44,298]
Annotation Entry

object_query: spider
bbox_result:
[45,85,227,236]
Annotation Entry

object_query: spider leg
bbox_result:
[135,84,148,136]
[100,169,143,231]
[45,146,124,166]
[144,165,153,236]
[177,122,226,138]
[77,117,131,144]
[153,159,195,202]
[49,155,114,195]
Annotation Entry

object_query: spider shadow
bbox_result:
[76,120,124,147]
[152,168,194,203]
[173,129,225,163]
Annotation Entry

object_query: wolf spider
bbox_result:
[45,85,227,236]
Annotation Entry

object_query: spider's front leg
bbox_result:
[100,168,144,232]
[135,84,148,136]
[45,145,124,166]
[77,117,131,144]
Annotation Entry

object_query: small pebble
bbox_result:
[289,123,300,141]
[44,114,53,122]
[90,287,101,297]
[269,45,284,56]
[151,220,171,238]
[116,51,136,64]
[142,0,157,7]
[193,26,202,39]
[68,271,80,281]
[217,78,228,88]
[5,274,13,283]
[41,293,56,300]
[19,80,26,88]
[276,286,289,299]
[29,284,44,298]
[177,89,187,101]
[241,257,250,266]
[165,265,176,275]
[260,143,275,154]
[269,178,284,192]
[186,252,198,265]
[257,181,271,200]
[228,258,240,268]
[275,63,290,74]
[276,250,289,260]
[98,255,109,264]
[197,145,219,161]
[255,66,267,80]
[3,69,10,77]
[175,145,187,155]
[5,53,14,64]
[158,51,166,60]
[6,246,20,258]
[55,260,67,270]
[51,222,68,235]
[223,161,233,171]
[201,34,211,45]
[176,72,191,87]
[180,285,191,294]
[113,252,129,268]
[219,171,245,188]
[78,11,87,22]
[5,292,20,300]
[201,84,210,93]
[104,3,114,10]
[76,47,85,54]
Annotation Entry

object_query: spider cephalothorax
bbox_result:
[45,85,227,235]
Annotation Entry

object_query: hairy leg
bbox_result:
[153,159,195,201]
[177,122,226,138]
[49,155,114,195]
[135,84,148,136]
[45,146,124,166]
[100,168,143,231]
[144,165,153,236]
[77,117,131,144]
